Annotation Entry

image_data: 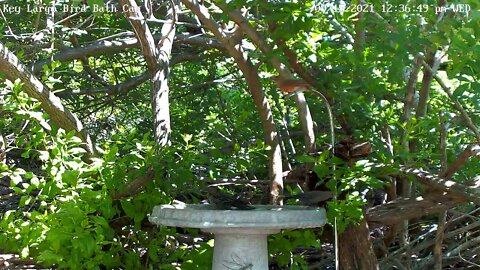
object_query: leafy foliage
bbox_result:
[269,229,320,269]
[0,80,201,268]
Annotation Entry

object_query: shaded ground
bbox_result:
[0,254,48,270]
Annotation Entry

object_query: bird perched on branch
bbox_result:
[206,184,255,210]
[273,76,311,93]
[284,191,334,206]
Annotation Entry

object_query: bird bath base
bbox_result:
[149,203,326,270]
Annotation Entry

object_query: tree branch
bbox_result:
[0,43,95,158]
[366,193,465,227]
[29,34,223,74]
[399,166,480,205]
[442,144,480,179]
[60,73,150,97]
[112,168,155,200]
[118,0,158,71]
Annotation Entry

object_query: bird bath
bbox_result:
[149,203,327,270]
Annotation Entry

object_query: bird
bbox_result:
[206,184,255,210]
[284,190,334,206]
[273,76,311,93]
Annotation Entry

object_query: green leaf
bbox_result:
[98,198,116,220]
[121,200,136,219]
[62,170,79,186]
[105,145,118,162]
[43,181,62,199]
[453,83,471,99]
[87,0,104,16]
[72,234,96,258]
[295,155,317,163]
[38,250,64,265]
[45,228,72,252]
[20,246,29,258]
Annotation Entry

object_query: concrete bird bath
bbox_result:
[149,203,327,270]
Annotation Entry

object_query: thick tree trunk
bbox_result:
[150,1,178,146]
[120,0,177,146]
[151,70,172,146]
[339,218,379,270]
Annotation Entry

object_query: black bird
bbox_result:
[284,191,334,206]
[206,184,255,210]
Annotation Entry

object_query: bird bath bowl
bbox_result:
[149,203,327,270]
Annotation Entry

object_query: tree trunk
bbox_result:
[120,0,178,146]
[337,9,378,268]
[339,218,379,270]
[151,1,178,146]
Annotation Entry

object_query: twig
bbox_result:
[458,247,480,268]
[445,235,480,258]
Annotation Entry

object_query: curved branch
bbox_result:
[217,3,316,155]
[366,193,464,227]
[181,0,283,204]
[442,144,480,179]
[60,73,150,97]
[399,166,480,205]
[59,52,212,97]
[29,38,139,74]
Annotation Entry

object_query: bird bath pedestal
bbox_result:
[149,203,327,270]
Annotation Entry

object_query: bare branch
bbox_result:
[366,193,464,227]
[29,34,223,74]
[61,73,150,97]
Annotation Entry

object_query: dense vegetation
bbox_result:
[0,0,479,269]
